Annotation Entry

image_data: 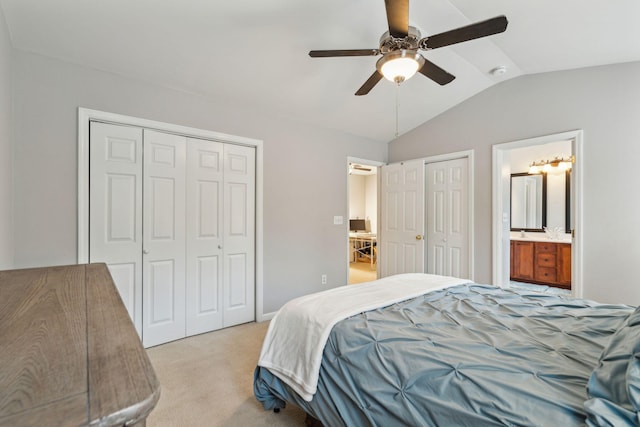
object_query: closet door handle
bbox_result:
[218,245,222,250]
[143,249,149,255]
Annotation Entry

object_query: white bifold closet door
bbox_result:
[142,130,187,347]
[219,143,256,328]
[425,157,469,279]
[185,137,224,335]
[89,122,144,332]
[89,122,255,348]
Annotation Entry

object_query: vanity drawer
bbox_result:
[536,253,556,268]
[535,266,557,283]
[535,242,557,254]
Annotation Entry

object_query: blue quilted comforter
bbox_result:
[254,284,633,426]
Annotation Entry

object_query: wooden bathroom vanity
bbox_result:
[510,240,571,289]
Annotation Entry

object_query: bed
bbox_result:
[254,274,640,426]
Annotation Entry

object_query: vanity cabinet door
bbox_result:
[511,241,535,281]
[557,243,572,286]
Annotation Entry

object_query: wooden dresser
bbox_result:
[0,264,160,427]
[510,240,571,289]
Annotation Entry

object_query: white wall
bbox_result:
[365,174,377,233]
[389,61,640,305]
[11,50,387,314]
[0,7,12,269]
[349,175,366,219]
[349,174,378,233]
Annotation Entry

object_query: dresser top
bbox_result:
[0,263,160,426]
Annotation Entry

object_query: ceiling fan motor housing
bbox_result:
[379,26,422,53]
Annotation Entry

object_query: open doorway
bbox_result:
[347,158,382,284]
[492,130,583,298]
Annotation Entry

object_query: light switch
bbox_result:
[334,216,343,225]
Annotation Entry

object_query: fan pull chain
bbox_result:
[395,84,400,138]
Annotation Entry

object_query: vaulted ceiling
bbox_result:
[1,0,639,142]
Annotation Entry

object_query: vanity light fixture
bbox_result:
[528,156,574,174]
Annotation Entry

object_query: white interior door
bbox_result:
[380,159,425,277]
[186,138,224,335]
[426,158,469,279]
[142,130,187,347]
[89,122,143,334]
[222,144,256,327]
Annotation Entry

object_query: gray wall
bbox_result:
[389,61,640,305]
[0,8,12,269]
[11,50,387,314]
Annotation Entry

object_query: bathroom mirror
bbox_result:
[510,173,547,231]
[545,170,571,233]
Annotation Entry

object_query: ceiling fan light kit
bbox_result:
[377,50,425,84]
[308,0,508,96]
[376,50,424,84]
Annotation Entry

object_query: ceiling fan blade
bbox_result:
[309,49,380,58]
[418,58,456,85]
[422,15,508,50]
[355,71,384,96]
[385,0,409,38]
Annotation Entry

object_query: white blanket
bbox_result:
[257,273,471,401]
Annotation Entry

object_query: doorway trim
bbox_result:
[492,130,584,297]
[76,108,267,321]
[346,157,385,283]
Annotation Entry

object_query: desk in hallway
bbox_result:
[349,232,377,266]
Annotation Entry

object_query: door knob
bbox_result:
[143,249,149,254]
[416,235,423,240]
[218,245,222,249]
[442,238,447,242]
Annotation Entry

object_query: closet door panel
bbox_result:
[148,259,177,323]
[89,122,143,335]
[143,130,187,347]
[186,139,224,335]
[223,144,255,327]
[196,256,220,312]
[227,253,247,307]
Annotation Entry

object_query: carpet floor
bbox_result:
[146,321,306,427]
[348,260,377,284]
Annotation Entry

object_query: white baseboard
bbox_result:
[258,311,277,322]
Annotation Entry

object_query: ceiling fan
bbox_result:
[309,0,508,96]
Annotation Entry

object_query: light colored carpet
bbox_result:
[348,260,377,284]
[146,321,306,427]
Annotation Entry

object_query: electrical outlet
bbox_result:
[321,274,327,285]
